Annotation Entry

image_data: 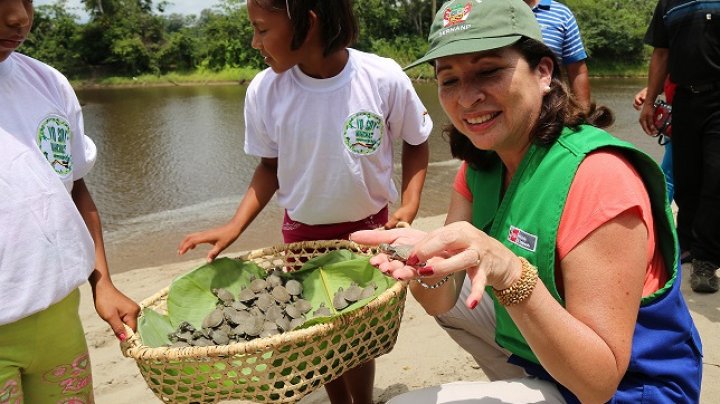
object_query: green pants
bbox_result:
[0,289,94,403]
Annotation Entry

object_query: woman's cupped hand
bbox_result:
[350,221,523,308]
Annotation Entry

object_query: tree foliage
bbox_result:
[23,1,85,73]
[566,0,656,62]
[23,0,658,79]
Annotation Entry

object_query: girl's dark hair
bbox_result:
[254,0,359,56]
[446,37,614,169]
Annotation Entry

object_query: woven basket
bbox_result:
[121,240,407,403]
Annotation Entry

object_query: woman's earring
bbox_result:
[543,85,552,94]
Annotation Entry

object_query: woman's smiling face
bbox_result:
[435,46,552,155]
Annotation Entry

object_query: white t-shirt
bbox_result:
[244,49,433,224]
[0,54,96,325]
[0,53,96,192]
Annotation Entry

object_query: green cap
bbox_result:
[405,0,543,69]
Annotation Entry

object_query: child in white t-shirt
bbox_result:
[0,1,139,402]
[178,1,432,402]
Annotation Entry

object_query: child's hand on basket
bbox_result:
[92,282,140,341]
[384,205,417,229]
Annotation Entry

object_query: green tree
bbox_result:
[79,0,167,74]
[198,2,261,70]
[157,30,199,72]
[22,2,85,75]
[567,0,656,62]
[22,0,660,80]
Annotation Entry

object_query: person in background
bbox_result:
[640,0,720,293]
[524,0,591,111]
[0,0,140,402]
[177,1,432,402]
[633,77,676,203]
[351,0,701,402]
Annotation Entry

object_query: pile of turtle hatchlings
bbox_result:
[167,269,378,348]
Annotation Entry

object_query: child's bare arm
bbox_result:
[386,140,429,228]
[178,157,279,260]
[72,179,140,340]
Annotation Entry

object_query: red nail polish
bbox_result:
[418,266,434,276]
[118,333,127,341]
[406,255,419,266]
[469,300,478,310]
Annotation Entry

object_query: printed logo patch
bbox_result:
[508,225,538,252]
[37,115,73,177]
[443,2,473,27]
[343,111,385,155]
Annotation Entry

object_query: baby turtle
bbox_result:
[333,288,349,310]
[177,321,196,333]
[294,299,313,314]
[313,303,333,318]
[271,285,291,303]
[285,279,303,296]
[170,341,191,348]
[360,284,376,300]
[237,287,256,303]
[255,292,275,312]
[244,315,264,337]
[378,243,414,262]
[285,303,304,319]
[343,282,364,302]
[212,288,236,304]
[202,307,225,329]
[224,307,251,326]
[261,321,280,336]
[266,273,283,288]
[264,305,285,322]
[289,317,305,330]
[250,278,268,293]
[275,316,291,332]
[210,329,230,345]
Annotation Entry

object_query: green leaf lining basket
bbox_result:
[120,240,408,403]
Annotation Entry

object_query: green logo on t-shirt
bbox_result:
[37,115,72,176]
[343,111,385,155]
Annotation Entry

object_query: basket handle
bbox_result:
[119,323,143,355]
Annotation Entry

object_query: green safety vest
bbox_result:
[466,124,678,364]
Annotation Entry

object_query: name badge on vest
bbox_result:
[508,226,538,252]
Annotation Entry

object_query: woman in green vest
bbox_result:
[351,0,702,402]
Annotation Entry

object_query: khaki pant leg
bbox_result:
[435,276,526,381]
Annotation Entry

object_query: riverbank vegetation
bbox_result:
[25,0,657,87]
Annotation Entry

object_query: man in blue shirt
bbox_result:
[524,0,591,111]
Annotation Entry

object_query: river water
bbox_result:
[77,77,656,274]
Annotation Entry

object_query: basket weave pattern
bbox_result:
[121,240,407,403]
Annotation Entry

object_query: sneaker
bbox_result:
[690,259,719,293]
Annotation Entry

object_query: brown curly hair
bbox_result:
[445,37,614,170]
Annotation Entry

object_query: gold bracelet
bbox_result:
[492,257,538,306]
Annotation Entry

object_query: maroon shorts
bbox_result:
[282,206,389,243]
